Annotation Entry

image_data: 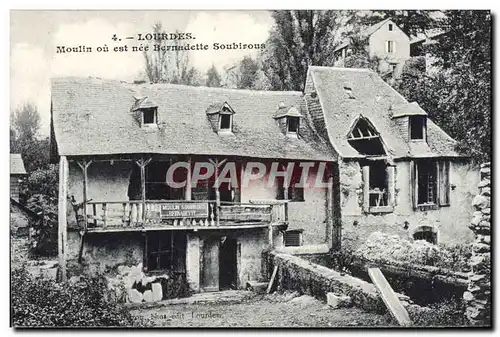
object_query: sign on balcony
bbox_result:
[160,202,209,219]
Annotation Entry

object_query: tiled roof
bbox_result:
[10,154,27,175]
[51,77,335,162]
[391,101,428,118]
[308,66,460,159]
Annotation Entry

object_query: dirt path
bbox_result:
[130,291,395,328]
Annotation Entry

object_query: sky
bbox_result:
[10,10,274,136]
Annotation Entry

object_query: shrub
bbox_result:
[11,266,149,327]
[25,164,58,199]
[26,194,58,256]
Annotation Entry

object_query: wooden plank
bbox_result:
[368,267,411,327]
[387,166,396,207]
[362,166,370,212]
[266,265,278,294]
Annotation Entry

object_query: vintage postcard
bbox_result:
[9,10,491,328]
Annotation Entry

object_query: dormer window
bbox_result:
[410,115,426,140]
[347,116,385,155]
[131,96,159,127]
[206,102,235,134]
[219,113,233,132]
[287,116,299,136]
[142,108,157,125]
[273,105,301,138]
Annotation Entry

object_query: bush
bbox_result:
[409,299,469,327]
[11,267,149,327]
[26,194,58,256]
[25,164,58,199]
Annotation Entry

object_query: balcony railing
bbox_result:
[84,199,287,232]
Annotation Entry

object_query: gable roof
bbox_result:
[334,18,408,52]
[307,66,460,159]
[10,154,27,175]
[51,77,335,162]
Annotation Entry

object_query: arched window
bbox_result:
[347,116,386,155]
[413,225,438,244]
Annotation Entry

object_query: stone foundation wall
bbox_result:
[463,162,491,326]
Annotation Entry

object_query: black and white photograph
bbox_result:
[8,9,492,329]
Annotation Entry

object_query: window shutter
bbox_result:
[387,166,396,207]
[362,166,370,212]
[410,161,417,209]
[438,161,450,206]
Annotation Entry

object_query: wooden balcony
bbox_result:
[84,200,288,233]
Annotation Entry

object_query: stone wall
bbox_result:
[339,159,478,250]
[463,162,491,326]
[264,251,386,313]
[264,251,430,318]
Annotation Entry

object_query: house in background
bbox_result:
[10,153,26,202]
[50,66,477,296]
[333,18,448,81]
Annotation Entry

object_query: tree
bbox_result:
[262,10,345,91]
[205,65,222,87]
[395,11,491,162]
[223,56,270,90]
[10,103,50,172]
[143,22,202,86]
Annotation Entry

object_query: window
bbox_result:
[276,168,305,202]
[417,161,437,205]
[219,114,232,131]
[284,229,303,247]
[413,226,437,244]
[142,108,157,125]
[361,161,395,213]
[287,116,299,135]
[146,231,186,272]
[411,160,450,208]
[388,23,393,31]
[386,41,395,53]
[410,116,426,140]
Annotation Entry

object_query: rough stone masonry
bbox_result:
[463,162,491,326]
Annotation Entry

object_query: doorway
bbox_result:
[201,237,219,292]
[219,238,238,290]
[201,236,239,291]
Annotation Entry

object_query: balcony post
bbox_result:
[215,157,220,226]
[136,157,152,224]
[185,156,192,201]
[283,171,289,223]
[76,159,92,231]
[58,155,68,282]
